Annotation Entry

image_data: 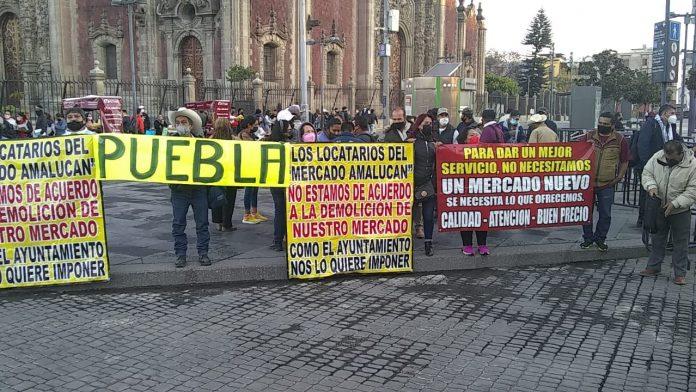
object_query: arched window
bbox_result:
[326,51,338,85]
[263,43,278,82]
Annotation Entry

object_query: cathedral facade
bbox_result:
[0,0,486,108]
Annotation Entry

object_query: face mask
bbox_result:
[668,115,678,124]
[439,118,449,127]
[597,125,612,134]
[510,119,519,126]
[419,125,433,141]
[302,132,316,142]
[67,121,84,132]
[175,124,191,136]
[667,158,680,167]
[391,122,405,132]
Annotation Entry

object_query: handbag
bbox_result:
[414,180,435,200]
[643,195,663,234]
[207,186,227,210]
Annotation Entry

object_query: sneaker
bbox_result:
[639,268,659,277]
[580,240,594,249]
[242,214,260,224]
[199,255,211,266]
[175,255,186,268]
[254,212,269,222]
[424,242,433,257]
[462,246,474,256]
[674,276,686,285]
[595,241,608,252]
[478,245,490,256]
[416,226,425,239]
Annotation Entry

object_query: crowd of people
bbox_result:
[2,99,694,285]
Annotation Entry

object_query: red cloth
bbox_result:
[137,115,145,133]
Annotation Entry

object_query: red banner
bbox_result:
[437,143,596,232]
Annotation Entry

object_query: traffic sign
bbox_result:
[652,21,680,83]
[669,21,681,41]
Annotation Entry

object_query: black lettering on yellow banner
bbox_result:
[96,134,289,187]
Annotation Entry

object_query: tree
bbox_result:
[226,65,255,83]
[686,67,696,92]
[626,71,659,108]
[485,73,520,95]
[485,50,522,79]
[578,50,635,104]
[519,9,553,97]
[523,9,553,56]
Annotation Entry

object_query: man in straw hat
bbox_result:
[527,112,558,144]
[167,107,210,268]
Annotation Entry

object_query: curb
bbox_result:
[0,242,659,295]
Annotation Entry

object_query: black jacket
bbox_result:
[0,121,17,139]
[435,124,457,144]
[638,116,682,169]
[455,121,478,144]
[414,137,436,187]
[383,127,408,142]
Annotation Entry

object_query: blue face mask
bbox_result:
[510,119,519,126]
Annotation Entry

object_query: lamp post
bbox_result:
[111,0,140,117]
[307,32,343,131]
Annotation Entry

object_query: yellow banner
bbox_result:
[95,134,290,187]
[287,144,414,279]
[0,136,109,289]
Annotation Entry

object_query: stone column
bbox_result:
[165,32,176,80]
[204,29,215,81]
[438,0,447,60]
[475,5,487,99]
[456,1,467,74]
[356,0,375,107]
[182,68,196,103]
[90,60,106,96]
[253,76,264,110]
[348,78,356,113]
[221,0,232,73]
[308,77,316,112]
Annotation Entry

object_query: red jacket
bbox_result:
[137,115,145,133]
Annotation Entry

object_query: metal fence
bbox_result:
[104,79,184,115]
[200,80,255,114]
[489,90,571,119]
[0,78,93,118]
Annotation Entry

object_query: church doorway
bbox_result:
[179,35,204,100]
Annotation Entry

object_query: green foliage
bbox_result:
[578,50,658,105]
[522,9,553,56]
[626,71,659,106]
[485,73,520,95]
[686,67,696,92]
[485,50,523,79]
[226,65,256,83]
[518,57,547,97]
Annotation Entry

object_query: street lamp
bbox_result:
[306,32,344,130]
[111,0,142,118]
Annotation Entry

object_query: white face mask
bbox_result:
[668,114,678,125]
[439,118,449,127]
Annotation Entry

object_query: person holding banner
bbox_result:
[238,116,268,225]
[434,108,459,145]
[63,108,96,136]
[383,107,409,142]
[579,112,629,252]
[413,114,437,256]
[210,118,239,232]
[640,140,696,285]
[268,121,290,252]
[167,107,211,267]
[461,109,504,256]
[527,113,558,143]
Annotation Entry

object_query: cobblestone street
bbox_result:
[2,258,695,392]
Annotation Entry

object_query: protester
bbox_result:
[461,109,503,256]
[613,112,625,132]
[277,104,300,123]
[640,140,696,285]
[210,118,239,232]
[0,115,17,139]
[154,114,167,135]
[140,106,151,131]
[237,116,267,224]
[341,106,352,122]
[528,113,558,143]
[580,112,629,251]
[433,108,459,145]
[383,107,409,142]
[500,109,526,143]
[334,121,363,142]
[353,115,375,142]
[411,114,436,252]
[53,113,67,136]
[166,107,209,268]
[367,108,377,134]
[136,108,145,134]
[299,122,317,142]
[317,117,342,142]
[86,112,102,133]
[122,109,136,133]
[3,110,16,132]
[455,107,478,144]
[537,108,557,133]
[268,121,289,252]
[35,105,48,135]
[16,112,32,138]
[637,104,681,226]
[63,108,96,135]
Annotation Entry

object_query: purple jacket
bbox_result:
[479,122,505,144]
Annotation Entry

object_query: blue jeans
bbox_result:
[170,186,209,256]
[583,187,614,242]
[414,196,436,240]
[244,187,258,211]
[270,188,287,246]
